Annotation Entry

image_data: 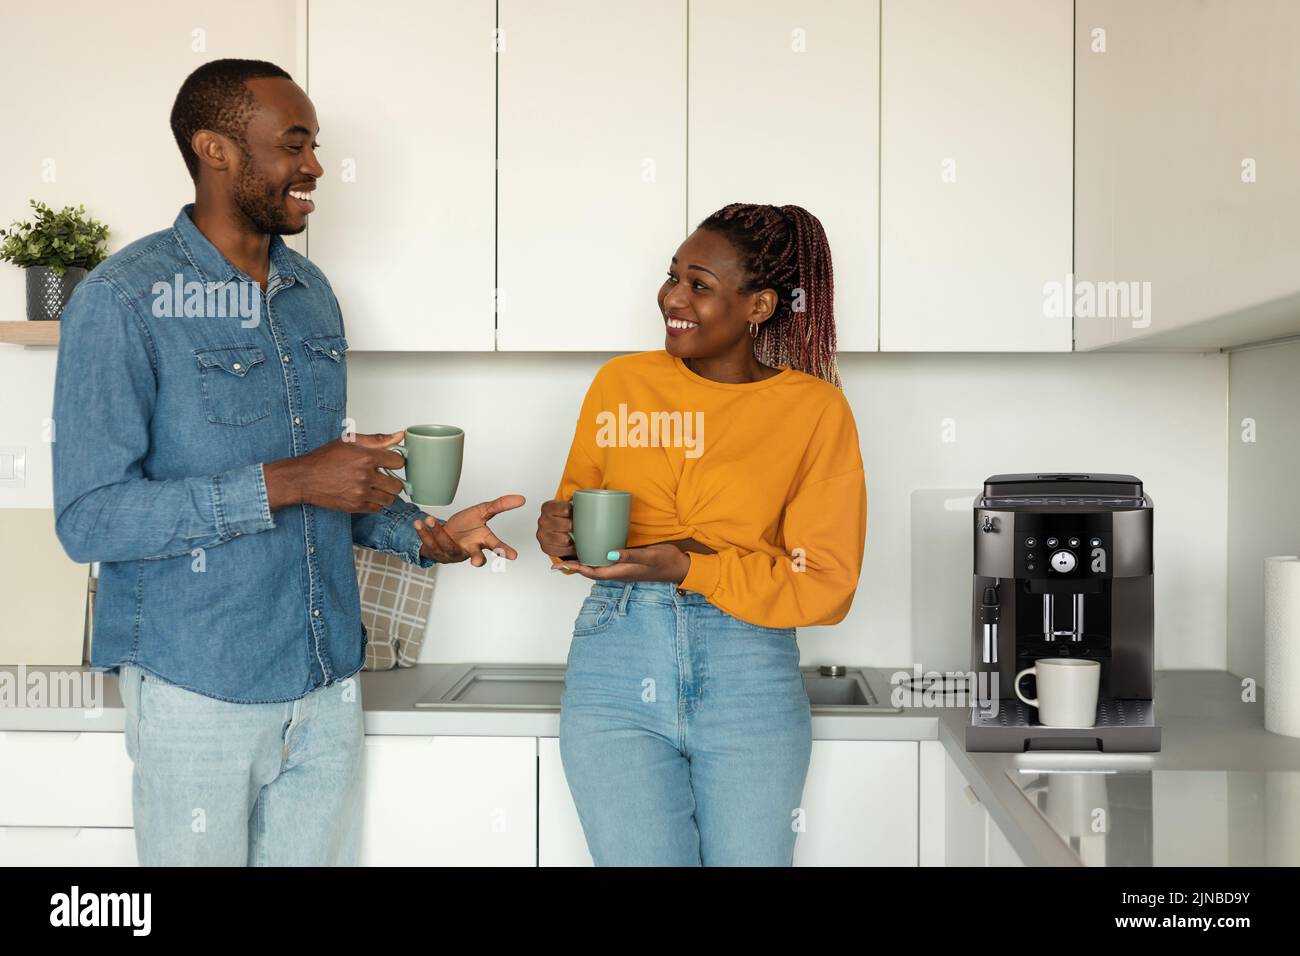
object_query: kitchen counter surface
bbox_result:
[0,663,939,739]
[3,665,1295,866]
[941,669,1300,866]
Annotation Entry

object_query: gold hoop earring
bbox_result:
[748,323,758,338]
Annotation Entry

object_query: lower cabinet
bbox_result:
[1,730,936,866]
[0,827,137,866]
[539,737,919,866]
[360,735,537,866]
[924,743,1027,867]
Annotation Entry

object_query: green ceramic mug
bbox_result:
[570,489,631,567]
[381,425,464,507]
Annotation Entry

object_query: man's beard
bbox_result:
[232,161,303,236]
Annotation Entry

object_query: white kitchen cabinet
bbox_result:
[940,747,990,867]
[496,0,687,351]
[795,740,918,865]
[1074,0,1300,351]
[306,0,496,350]
[688,0,879,351]
[0,731,133,828]
[360,735,536,866]
[0,827,137,866]
[986,813,1026,866]
[540,737,917,865]
[537,737,593,866]
[880,0,1072,352]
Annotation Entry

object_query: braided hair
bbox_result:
[696,203,840,388]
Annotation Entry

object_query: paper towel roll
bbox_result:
[1265,556,1300,737]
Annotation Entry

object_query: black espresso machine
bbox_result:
[965,474,1161,752]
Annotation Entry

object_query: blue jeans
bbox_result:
[119,663,365,866]
[560,581,813,866]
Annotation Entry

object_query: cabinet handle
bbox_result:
[963,784,981,807]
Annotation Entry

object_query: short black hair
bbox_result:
[170,58,293,181]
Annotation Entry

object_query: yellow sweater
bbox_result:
[553,350,867,628]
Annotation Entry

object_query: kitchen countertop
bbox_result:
[3,664,1295,866]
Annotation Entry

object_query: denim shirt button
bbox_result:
[308,545,315,554]
[312,609,321,617]
[293,416,302,425]
[281,354,290,363]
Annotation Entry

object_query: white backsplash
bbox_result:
[0,346,1228,669]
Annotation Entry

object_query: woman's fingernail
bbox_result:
[553,565,569,572]
[606,551,620,561]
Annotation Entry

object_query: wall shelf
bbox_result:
[0,322,59,346]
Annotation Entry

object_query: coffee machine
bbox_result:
[965,473,1160,752]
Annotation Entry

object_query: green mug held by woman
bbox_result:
[570,489,631,567]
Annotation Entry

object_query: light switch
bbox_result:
[0,446,26,488]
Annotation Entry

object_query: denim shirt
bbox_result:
[52,204,433,703]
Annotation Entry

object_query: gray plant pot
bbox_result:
[26,265,88,321]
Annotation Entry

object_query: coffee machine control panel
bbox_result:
[1014,517,1112,580]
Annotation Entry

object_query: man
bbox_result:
[51,58,523,865]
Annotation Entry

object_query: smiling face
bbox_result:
[656,228,777,362]
[216,77,322,236]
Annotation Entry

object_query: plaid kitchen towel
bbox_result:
[355,546,438,670]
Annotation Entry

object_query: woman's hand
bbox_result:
[536,498,577,559]
[557,543,691,584]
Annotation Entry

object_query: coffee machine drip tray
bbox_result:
[966,698,1160,752]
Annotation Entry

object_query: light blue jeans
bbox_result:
[118,663,365,866]
[560,581,813,866]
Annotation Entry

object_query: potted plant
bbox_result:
[0,200,109,321]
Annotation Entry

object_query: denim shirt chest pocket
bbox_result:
[193,345,271,426]
[302,335,348,412]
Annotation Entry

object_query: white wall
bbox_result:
[1227,340,1300,681]
[340,350,1228,670]
[0,0,1232,672]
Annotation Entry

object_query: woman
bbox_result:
[535,203,867,866]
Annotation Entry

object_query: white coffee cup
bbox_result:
[1014,658,1101,728]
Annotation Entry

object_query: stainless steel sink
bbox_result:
[414,664,901,712]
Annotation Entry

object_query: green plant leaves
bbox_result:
[0,199,110,276]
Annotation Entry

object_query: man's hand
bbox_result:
[264,431,406,512]
[415,494,526,567]
[556,543,691,584]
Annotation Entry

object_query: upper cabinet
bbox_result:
[880,0,1073,352]
[305,0,496,350]
[496,0,687,351]
[688,0,880,352]
[1074,0,1300,351]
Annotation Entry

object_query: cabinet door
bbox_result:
[537,737,593,866]
[0,732,133,828]
[794,740,918,866]
[943,750,989,867]
[880,0,1072,351]
[688,0,879,351]
[306,0,496,350]
[1074,0,1300,350]
[360,736,536,866]
[0,827,137,866]
[497,0,687,351]
[986,813,1026,866]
